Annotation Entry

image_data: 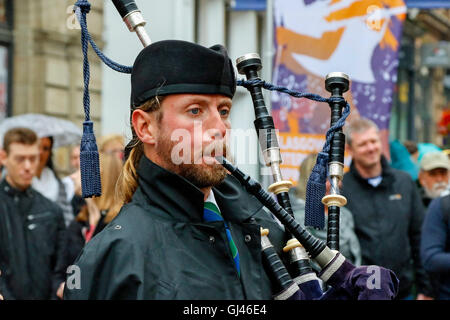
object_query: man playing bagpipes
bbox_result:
[64,36,400,300]
[64,40,292,299]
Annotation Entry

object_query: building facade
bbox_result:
[3,0,104,172]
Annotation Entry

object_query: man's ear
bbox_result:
[0,149,7,166]
[131,109,158,145]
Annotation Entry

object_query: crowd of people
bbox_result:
[0,128,126,300]
[0,39,449,300]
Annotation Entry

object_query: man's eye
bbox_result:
[189,108,200,115]
[219,108,230,116]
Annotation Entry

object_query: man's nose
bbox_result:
[24,159,32,170]
[206,109,228,139]
[367,142,376,151]
[436,173,449,183]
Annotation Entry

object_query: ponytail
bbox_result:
[116,97,163,204]
[117,141,143,204]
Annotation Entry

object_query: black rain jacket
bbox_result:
[0,179,67,299]
[64,156,289,300]
[341,157,432,298]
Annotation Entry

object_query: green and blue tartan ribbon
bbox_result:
[203,201,240,277]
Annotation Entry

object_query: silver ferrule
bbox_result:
[288,246,310,263]
[123,10,146,31]
[325,72,349,81]
[328,161,344,179]
[262,147,282,168]
[261,235,273,250]
[329,176,339,195]
[236,53,260,65]
[270,162,284,183]
[314,247,339,269]
[123,11,151,47]
[135,25,152,47]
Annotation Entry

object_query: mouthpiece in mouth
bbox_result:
[215,156,234,171]
[215,155,225,163]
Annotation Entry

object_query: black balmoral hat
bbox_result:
[130,40,236,108]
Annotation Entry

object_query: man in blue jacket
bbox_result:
[421,194,450,299]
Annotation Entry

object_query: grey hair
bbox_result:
[344,118,379,147]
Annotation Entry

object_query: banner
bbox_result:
[231,0,450,11]
[272,0,407,184]
[405,0,450,8]
[230,0,266,11]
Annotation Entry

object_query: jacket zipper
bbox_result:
[27,212,52,221]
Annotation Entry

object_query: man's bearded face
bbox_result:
[153,93,233,189]
[155,127,229,188]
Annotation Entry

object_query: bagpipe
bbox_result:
[73,0,399,300]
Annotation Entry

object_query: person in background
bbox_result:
[61,144,85,220]
[341,117,433,300]
[0,128,66,300]
[403,140,419,164]
[69,144,81,170]
[64,152,123,267]
[418,151,450,208]
[58,152,123,299]
[99,134,125,161]
[389,139,418,181]
[421,192,450,300]
[289,153,361,266]
[32,136,74,226]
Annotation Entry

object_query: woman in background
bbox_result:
[99,134,125,161]
[289,153,362,266]
[64,152,123,267]
[32,136,74,226]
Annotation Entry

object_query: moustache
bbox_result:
[194,141,228,165]
[432,182,448,192]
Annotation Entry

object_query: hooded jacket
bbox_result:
[64,156,289,300]
[341,156,432,298]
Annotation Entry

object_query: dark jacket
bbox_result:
[417,180,433,209]
[0,179,67,300]
[65,211,108,268]
[341,157,432,299]
[420,196,450,299]
[64,156,288,300]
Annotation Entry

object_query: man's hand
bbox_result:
[416,293,433,300]
[56,282,65,300]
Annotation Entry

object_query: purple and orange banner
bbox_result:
[272,0,407,184]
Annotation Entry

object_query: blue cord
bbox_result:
[74,0,102,198]
[75,0,132,74]
[237,79,350,143]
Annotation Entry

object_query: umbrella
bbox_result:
[0,113,82,149]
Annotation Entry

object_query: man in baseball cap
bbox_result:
[418,151,450,207]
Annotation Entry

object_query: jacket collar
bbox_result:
[135,155,262,223]
[0,178,33,198]
[349,155,395,188]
